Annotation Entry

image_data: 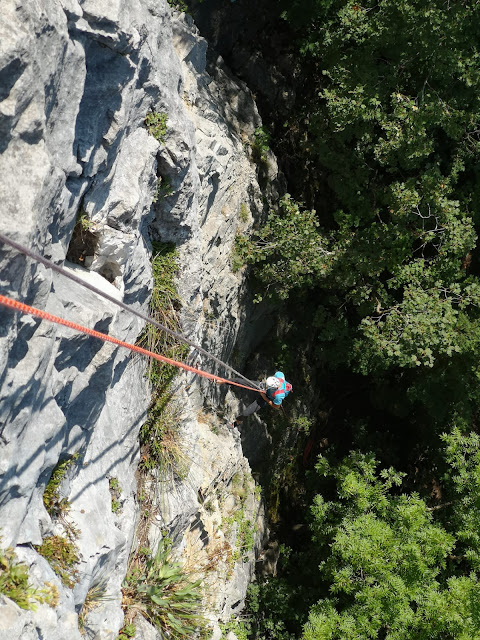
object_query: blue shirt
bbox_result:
[266,371,292,405]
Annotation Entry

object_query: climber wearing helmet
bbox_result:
[232,371,292,426]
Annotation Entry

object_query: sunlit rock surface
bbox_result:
[0,1,277,638]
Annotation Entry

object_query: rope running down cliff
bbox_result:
[0,232,260,391]
[0,294,263,393]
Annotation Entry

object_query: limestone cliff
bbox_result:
[0,1,280,638]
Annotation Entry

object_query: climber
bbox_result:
[231,371,292,426]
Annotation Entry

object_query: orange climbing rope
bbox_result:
[0,232,260,391]
[0,294,263,393]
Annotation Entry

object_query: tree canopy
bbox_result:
[229,0,480,638]
[237,0,480,374]
[304,451,480,640]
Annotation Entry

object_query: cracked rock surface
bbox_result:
[0,1,279,638]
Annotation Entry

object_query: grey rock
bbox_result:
[133,614,161,640]
[0,0,280,635]
[0,596,25,637]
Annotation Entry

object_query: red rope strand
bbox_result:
[0,294,262,393]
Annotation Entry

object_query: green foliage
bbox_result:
[292,415,311,435]
[77,211,94,232]
[0,544,58,610]
[39,458,81,588]
[167,0,190,13]
[252,126,271,164]
[145,111,168,143]
[35,535,80,588]
[303,450,480,640]
[43,455,78,518]
[139,242,187,389]
[153,175,173,203]
[118,623,136,639]
[247,580,303,640]
[220,617,251,640]
[237,512,256,559]
[122,539,205,639]
[234,194,331,300]
[224,472,257,564]
[225,2,480,638]
[109,477,122,514]
[439,425,480,572]
[243,0,480,375]
[139,391,188,479]
[138,241,189,477]
[239,202,249,223]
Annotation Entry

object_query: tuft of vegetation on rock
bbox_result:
[35,535,80,589]
[109,477,122,515]
[137,241,189,478]
[43,454,78,519]
[122,539,205,639]
[0,541,58,610]
[145,111,168,143]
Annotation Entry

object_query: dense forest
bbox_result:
[224,0,480,638]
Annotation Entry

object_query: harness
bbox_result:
[271,378,292,399]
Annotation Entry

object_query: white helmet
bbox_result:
[266,376,280,390]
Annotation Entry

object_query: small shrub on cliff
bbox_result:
[167,0,190,14]
[252,126,271,165]
[145,111,168,143]
[43,454,79,519]
[118,623,136,639]
[139,394,188,480]
[0,544,58,610]
[35,535,80,588]
[220,617,251,640]
[109,477,122,514]
[122,539,205,639]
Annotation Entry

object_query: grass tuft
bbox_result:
[137,242,189,478]
[122,539,205,639]
[43,454,78,519]
[139,395,188,480]
[239,203,249,223]
[79,576,112,632]
[138,242,188,388]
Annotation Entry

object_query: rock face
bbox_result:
[0,1,279,638]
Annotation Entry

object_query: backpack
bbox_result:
[271,379,292,399]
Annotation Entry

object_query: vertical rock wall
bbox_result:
[0,1,278,638]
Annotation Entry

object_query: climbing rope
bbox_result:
[0,232,260,391]
[0,294,263,393]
